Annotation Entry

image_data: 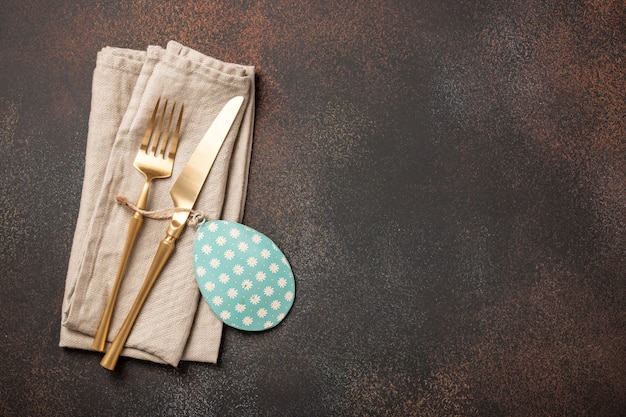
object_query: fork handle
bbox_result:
[100,234,177,370]
[91,211,144,352]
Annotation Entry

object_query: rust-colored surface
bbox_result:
[1,0,625,416]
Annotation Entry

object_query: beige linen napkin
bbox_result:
[60,41,255,366]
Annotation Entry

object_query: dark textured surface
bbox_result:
[1,0,625,416]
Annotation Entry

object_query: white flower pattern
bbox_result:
[193,220,295,331]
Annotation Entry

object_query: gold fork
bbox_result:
[91,97,184,352]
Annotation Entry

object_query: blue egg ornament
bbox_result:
[192,220,295,331]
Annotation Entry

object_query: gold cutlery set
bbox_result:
[92,96,244,370]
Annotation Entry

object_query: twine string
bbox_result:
[115,195,206,226]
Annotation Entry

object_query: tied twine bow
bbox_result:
[115,195,206,226]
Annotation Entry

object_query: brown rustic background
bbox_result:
[1,0,625,416]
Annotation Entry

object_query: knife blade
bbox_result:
[101,96,245,370]
[169,95,245,232]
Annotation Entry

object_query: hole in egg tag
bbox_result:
[193,220,295,331]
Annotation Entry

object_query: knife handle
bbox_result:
[100,233,177,371]
[91,211,144,352]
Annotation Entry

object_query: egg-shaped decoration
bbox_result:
[193,220,295,331]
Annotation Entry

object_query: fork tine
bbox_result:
[167,103,184,160]
[139,97,161,153]
[158,101,177,158]
[150,99,169,156]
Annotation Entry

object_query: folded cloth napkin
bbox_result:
[60,41,255,366]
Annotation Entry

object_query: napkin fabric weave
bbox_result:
[60,41,255,366]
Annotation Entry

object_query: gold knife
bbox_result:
[101,96,245,370]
